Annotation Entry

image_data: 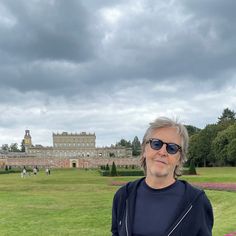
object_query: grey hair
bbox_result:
[140,117,189,178]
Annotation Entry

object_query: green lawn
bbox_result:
[0,167,235,236]
[181,167,236,183]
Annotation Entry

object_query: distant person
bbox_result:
[111,117,214,236]
[22,167,27,178]
[45,167,50,175]
[33,167,37,175]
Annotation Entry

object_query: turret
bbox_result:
[24,130,32,153]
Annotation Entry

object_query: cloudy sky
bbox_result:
[0,0,236,147]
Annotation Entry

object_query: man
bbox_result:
[111,117,214,236]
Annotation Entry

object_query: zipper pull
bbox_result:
[119,220,122,226]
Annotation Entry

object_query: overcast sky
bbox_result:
[0,0,236,147]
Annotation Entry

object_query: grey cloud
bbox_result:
[1,0,236,97]
[92,0,236,83]
[181,0,236,22]
[0,0,98,62]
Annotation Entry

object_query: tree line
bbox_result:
[1,141,25,153]
[187,108,236,167]
[116,136,141,156]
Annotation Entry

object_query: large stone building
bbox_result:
[0,130,139,169]
[25,130,132,158]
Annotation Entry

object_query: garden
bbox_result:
[0,167,235,235]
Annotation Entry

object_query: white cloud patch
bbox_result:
[101,7,122,25]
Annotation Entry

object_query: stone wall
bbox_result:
[4,156,140,169]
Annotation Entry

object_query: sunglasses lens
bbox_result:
[167,144,179,154]
[150,140,163,150]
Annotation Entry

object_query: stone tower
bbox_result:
[24,130,32,153]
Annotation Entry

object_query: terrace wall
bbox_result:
[5,156,140,169]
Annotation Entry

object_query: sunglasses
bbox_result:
[146,138,181,155]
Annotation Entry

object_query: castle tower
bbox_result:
[24,130,32,153]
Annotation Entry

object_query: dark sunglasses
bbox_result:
[146,138,181,155]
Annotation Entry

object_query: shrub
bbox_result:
[110,162,117,176]
[0,168,22,175]
[188,159,197,175]
[105,164,110,171]
[99,170,110,176]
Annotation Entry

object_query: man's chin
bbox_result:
[153,172,168,178]
[150,168,168,178]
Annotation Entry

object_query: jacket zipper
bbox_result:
[125,199,129,236]
[167,205,193,236]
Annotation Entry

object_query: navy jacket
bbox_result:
[111,178,214,236]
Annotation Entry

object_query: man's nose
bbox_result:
[157,144,168,156]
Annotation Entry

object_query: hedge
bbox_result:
[99,169,144,176]
[0,169,22,174]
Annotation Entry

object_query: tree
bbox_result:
[21,139,25,152]
[132,136,141,156]
[9,143,20,152]
[185,125,201,137]
[110,161,117,176]
[212,123,236,166]
[227,138,236,166]
[218,108,236,125]
[188,133,201,165]
[188,124,219,167]
[116,139,132,148]
[1,144,9,152]
[212,131,229,166]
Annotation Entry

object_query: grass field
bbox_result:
[0,167,235,236]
